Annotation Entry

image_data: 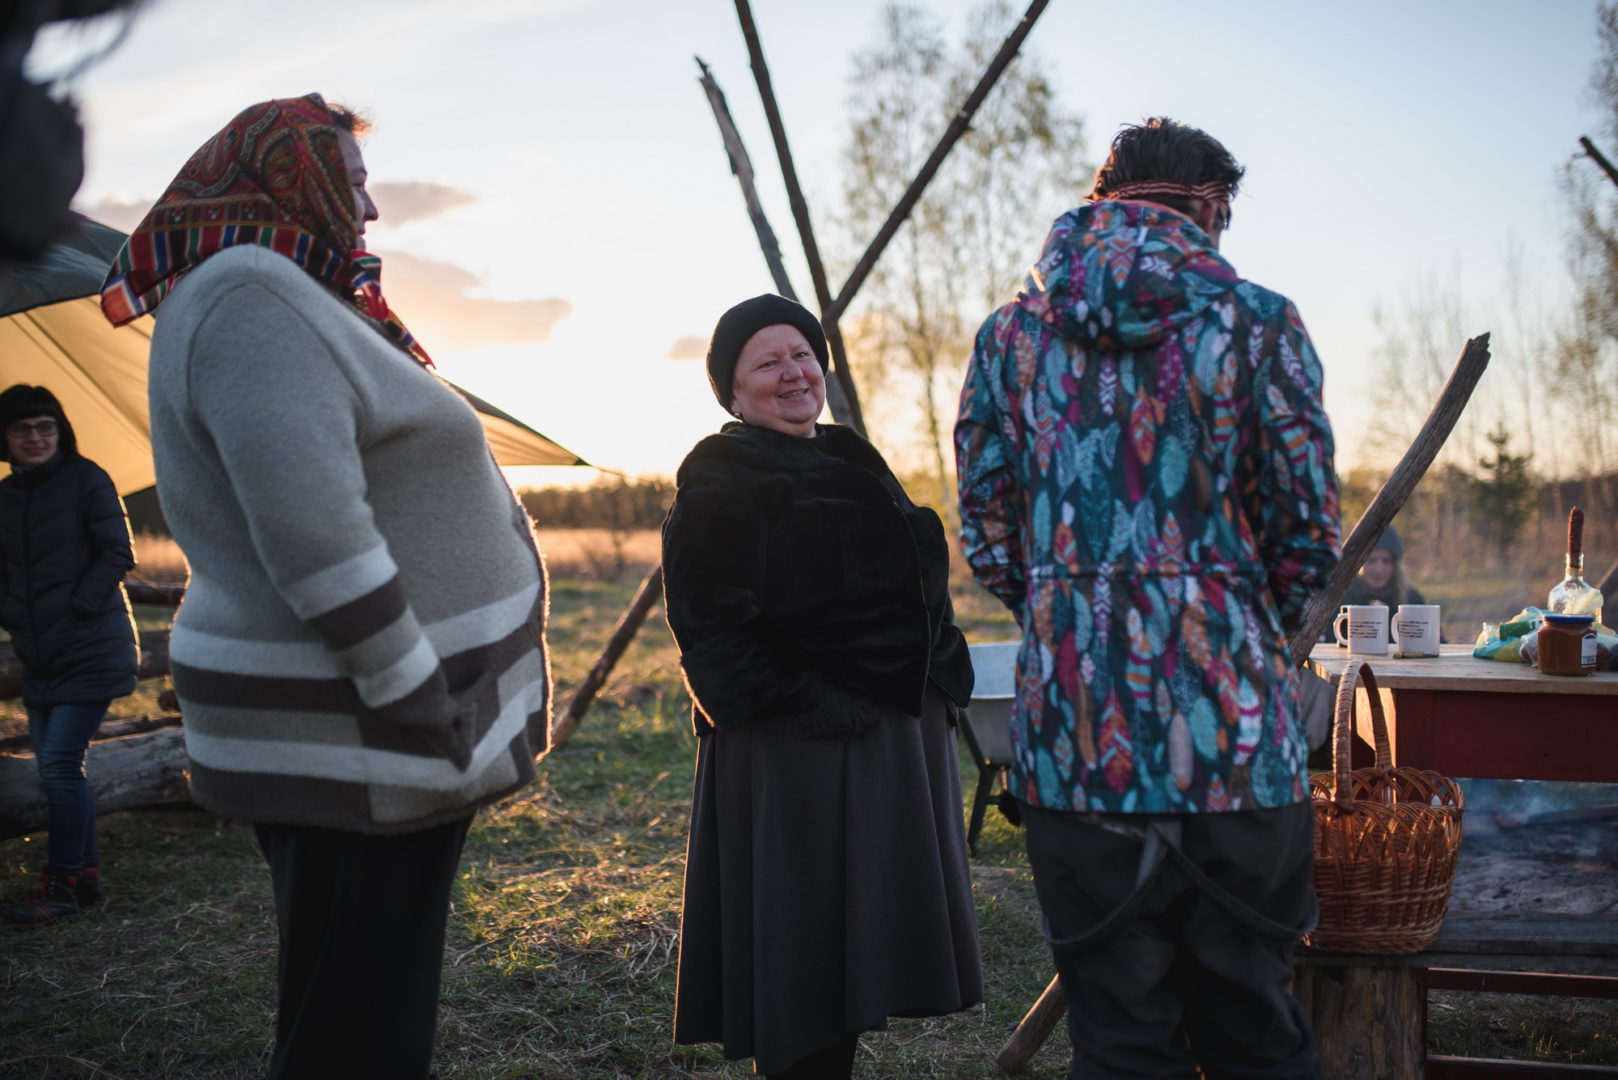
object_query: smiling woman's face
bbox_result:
[730,323,825,438]
[5,415,58,467]
[1361,549,1395,590]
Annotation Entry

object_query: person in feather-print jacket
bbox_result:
[955,118,1339,1080]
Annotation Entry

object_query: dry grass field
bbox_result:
[1,532,1612,1076]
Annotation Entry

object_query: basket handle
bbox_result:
[1330,658,1391,812]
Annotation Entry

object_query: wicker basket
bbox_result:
[1304,659,1466,954]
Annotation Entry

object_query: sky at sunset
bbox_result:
[31,0,1606,487]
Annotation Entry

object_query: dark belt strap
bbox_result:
[1042,818,1317,952]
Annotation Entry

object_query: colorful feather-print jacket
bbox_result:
[955,200,1340,814]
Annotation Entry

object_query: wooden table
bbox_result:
[1302,642,1618,1079]
[1304,642,1618,782]
[999,644,1618,1078]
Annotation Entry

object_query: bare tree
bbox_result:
[1552,1,1618,505]
[837,1,1089,521]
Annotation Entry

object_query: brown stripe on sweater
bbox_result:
[174,661,365,713]
[307,576,410,652]
[178,591,547,761]
[188,759,373,827]
[355,618,545,753]
[176,657,445,733]
[188,757,502,836]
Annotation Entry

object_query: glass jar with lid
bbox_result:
[1538,613,1598,677]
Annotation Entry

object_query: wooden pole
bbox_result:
[695,56,854,426]
[550,564,664,750]
[1579,135,1618,190]
[733,0,868,438]
[1596,556,1618,603]
[826,0,1050,326]
[1289,333,1493,666]
[697,56,795,299]
[995,973,1065,1073]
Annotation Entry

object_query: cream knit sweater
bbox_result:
[148,245,550,833]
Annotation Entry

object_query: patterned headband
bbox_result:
[1089,179,1232,224]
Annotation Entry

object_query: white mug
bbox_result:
[1393,604,1441,658]
[1333,604,1389,656]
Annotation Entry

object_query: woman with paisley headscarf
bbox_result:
[100,96,551,1080]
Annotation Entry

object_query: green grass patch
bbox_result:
[3,572,1610,1076]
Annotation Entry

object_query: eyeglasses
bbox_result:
[6,420,58,439]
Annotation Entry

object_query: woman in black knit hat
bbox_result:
[661,295,983,1079]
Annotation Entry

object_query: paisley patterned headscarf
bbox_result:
[99,93,431,367]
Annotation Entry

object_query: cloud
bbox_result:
[75,178,476,237]
[76,195,151,233]
[667,334,707,360]
[373,250,571,350]
[371,181,476,226]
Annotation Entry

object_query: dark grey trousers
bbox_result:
[1021,801,1321,1080]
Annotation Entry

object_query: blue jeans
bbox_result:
[28,701,110,874]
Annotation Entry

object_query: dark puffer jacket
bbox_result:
[662,421,973,735]
[0,454,139,710]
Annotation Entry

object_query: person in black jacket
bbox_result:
[0,384,138,925]
[662,295,983,1080]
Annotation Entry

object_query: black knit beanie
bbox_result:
[1373,524,1404,560]
[705,294,829,410]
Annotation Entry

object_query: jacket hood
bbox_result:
[1017,201,1243,352]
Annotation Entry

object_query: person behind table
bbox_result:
[955,117,1340,1079]
[662,294,983,1079]
[0,385,137,925]
[99,95,551,1079]
[1342,524,1426,609]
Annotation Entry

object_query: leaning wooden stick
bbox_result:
[1579,135,1618,190]
[826,0,1050,326]
[694,56,854,427]
[550,564,664,751]
[695,56,796,302]
[995,974,1067,1074]
[997,334,1493,1075]
[1288,332,1492,666]
[732,0,868,437]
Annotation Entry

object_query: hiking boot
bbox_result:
[75,867,107,910]
[1,869,81,926]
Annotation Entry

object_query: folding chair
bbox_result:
[960,640,1019,855]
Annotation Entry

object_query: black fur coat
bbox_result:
[662,421,972,736]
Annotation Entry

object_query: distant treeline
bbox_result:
[518,477,675,531]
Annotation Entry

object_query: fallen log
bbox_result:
[125,581,185,606]
[0,627,170,701]
[0,726,190,840]
[0,713,182,753]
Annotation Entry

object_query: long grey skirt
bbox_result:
[673,690,983,1074]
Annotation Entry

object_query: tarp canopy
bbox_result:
[0,218,585,495]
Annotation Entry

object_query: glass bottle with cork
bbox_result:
[1548,506,1603,624]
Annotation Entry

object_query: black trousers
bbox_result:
[1021,802,1321,1080]
[254,816,473,1080]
